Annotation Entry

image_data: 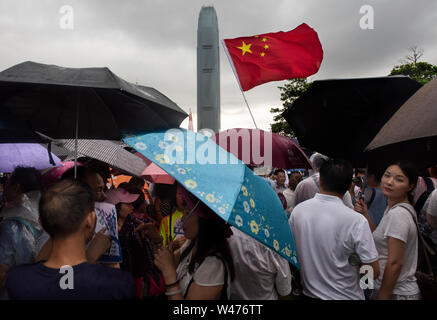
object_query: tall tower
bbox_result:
[197,6,220,133]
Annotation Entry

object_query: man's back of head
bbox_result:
[309,153,329,173]
[39,179,95,240]
[319,159,353,197]
[61,166,106,202]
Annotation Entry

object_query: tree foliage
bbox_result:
[390,61,437,84]
[269,78,312,138]
[390,46,437,84]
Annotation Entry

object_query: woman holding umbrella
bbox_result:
[153,185,235,300]
[355,160,421,300]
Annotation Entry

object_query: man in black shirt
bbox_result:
[6,179,135,300]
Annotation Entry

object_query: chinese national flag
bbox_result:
[223,23,323,91]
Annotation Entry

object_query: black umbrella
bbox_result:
[283,76,422,167]
[0,111,44,143]
[0,61,188,140]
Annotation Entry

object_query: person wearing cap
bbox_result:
[105,187,165,299]
[153,185,235,300]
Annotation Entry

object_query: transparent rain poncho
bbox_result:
[0,191,42,267]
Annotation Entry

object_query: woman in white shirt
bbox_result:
[355,160,421,300]
[154,185,234,300]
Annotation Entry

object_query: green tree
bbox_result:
[389,46,437,84]
[270,78,312,138]
[390,62,437,84]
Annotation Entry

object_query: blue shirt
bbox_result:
[6,261,135,300]
[368,188,387,227]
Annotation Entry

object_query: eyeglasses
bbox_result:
[181,200,201,225]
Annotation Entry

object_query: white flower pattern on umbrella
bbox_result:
[158,141,169,149]
[134,142,147,151]
[155,154,170,164]
[184,179,197,189]
[264,229,270,238]
[243,201,250,213]
[235,215,243,227]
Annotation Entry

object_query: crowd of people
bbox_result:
[0,153,437,300]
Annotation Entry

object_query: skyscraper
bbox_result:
[197,6,220,133]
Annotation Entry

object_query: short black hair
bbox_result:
[61,166,100,183]
[367,162,385,183]
[10,166,41,193]
[319,159,353,195]
[129,176,145,188]
[273,168,285,176]
[39,179,94,238]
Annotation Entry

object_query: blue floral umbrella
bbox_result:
[123,128,300,268]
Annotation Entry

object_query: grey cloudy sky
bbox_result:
[1,0,436,132]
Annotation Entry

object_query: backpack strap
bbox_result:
[414,178,435,215]
[397,203,436,278]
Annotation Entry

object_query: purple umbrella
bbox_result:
[0,143,62,173]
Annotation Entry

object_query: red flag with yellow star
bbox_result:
[223,23,323,91]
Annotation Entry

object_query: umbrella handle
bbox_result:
[47,142,55,166]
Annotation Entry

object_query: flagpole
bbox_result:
[240,90,258,129]
[221,40,258,129]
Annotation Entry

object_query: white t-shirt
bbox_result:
[176,240,230,299]
[227,227,291,300]
[289,193,378,300]
[373,203,420,295]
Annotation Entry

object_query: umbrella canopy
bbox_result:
[0,111,44,143]
[123,129,300,268]
[0,61,188,140]
[214,128,312,169]
[41,161,82,188]
[366,77,437,166]
[141,162,175,184]
[283,76,422,167]
[0,143,62,173]
[52,139,148,177]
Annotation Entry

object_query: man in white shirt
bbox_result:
[289,159,379,300]
[293,153,354,209]
[228,227,291,300]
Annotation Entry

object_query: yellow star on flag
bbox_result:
[264,45,269,49]
[237,41,252,56]
[260,52,265,57]
[262,38,267,42]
